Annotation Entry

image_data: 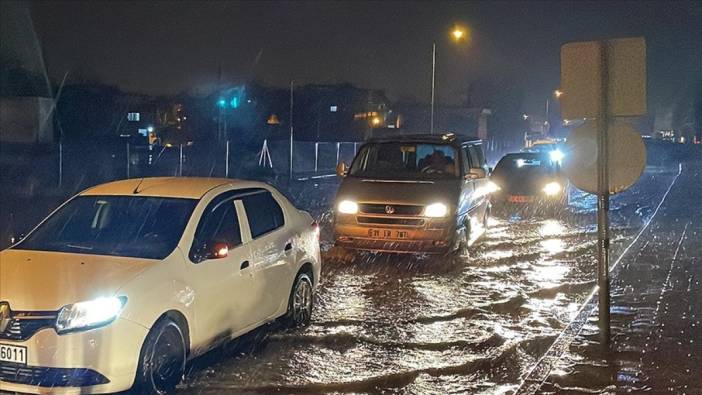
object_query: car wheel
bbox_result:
[284,272,314,328]
[135,318,186,394]
[449,220,471,257]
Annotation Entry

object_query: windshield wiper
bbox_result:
[66,243,94,250]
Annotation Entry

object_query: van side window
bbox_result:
[467,145,486,169]
[190,197,242,261]
[242,191,285,238]
[461,148,472,175]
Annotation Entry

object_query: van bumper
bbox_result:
[334,218,457,254]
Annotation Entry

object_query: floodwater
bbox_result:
[177,170,678,394]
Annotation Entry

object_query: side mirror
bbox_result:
[192,242,229,263]
[336,162,348,177]
[466,168,487,180]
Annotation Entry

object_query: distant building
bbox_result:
[0,96,55,143]
[391,102,491,139]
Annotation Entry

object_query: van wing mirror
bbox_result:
[466,168,487,180]
[336,162,348,177]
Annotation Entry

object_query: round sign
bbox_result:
[563,121,646,195]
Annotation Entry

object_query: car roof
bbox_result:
[80,177,269,199]
[366,133,481,145]
[499,152,551,161]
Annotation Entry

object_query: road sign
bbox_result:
[560,36,646,347]
[563,121,646,194]
[561,37,646,120]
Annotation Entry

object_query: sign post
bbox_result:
[560,37,646,346]
[596,42,611,344]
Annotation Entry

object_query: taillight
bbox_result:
[311,221,320,241]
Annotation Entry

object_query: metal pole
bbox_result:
[179,144,183,176]
[314,142,319,173]
[430,42,436,134]
[225,140,230,178]
[336,142,340,165]
[289,81,294,179]
[545,98,550,136]
[58,142,63,187]
[126,142,130,179]
[354,142,358,155]
[596,41,611,346]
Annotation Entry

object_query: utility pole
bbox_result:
[289,80,294,179]
[430,42,436,134]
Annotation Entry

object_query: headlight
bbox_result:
[549,149,565,162]
[337,200,358,214]
[424,202,448,218]
[56,296,127,334]
[486,181,500,193]
[542,181,562,196]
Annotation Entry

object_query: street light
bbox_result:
[452,27,466,41]
[545,89,563,135]
[430,24,469,135]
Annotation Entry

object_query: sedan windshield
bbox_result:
[15,195,197,259]
[349,143,459,180]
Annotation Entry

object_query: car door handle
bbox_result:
[240,260,250,270]
[284,243,293,252]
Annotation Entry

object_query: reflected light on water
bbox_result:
[541,238,565,254]
[539,220,565,237]
[530,263,569,286]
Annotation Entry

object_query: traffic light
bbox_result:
[148,132,157,145]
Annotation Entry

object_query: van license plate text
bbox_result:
[0,344,27,365]
[368,229,408,239]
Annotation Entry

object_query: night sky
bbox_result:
[24,1,702,116]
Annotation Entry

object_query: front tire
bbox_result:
[135,318,186,394]
[284,272,314,328]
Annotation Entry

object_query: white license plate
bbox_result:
[0,343,27,365]
[367,228,409,239]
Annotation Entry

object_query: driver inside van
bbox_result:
[419,150,456,175]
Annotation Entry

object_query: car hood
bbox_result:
[336,176,461,205]
[0,249,157,311]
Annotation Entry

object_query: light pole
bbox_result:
[289,80,294,179]
[430,42,436,134]
[430,26,468,134]
[545,90,563,136]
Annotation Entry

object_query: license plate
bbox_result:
[508,195,533,203]
[0,343,27,365]
[367,228,409,240]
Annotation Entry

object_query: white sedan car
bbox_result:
[0,177,321,394]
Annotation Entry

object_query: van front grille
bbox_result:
[357,217,425,226]
[358,203,423,216]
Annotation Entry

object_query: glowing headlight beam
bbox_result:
[543,181,562,196]
[56,296,127,333]
[424,202,448,218]
[549,149,565,162]
[337,200,359,214]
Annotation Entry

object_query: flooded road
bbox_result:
[177,170,678,394]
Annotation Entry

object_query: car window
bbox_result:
[467,145,485,169]
[191,196,242,260]
[349,142,459,179]
[242,191,285,238]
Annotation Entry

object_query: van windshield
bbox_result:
[349,143,459,180]
[15,195,197,259]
